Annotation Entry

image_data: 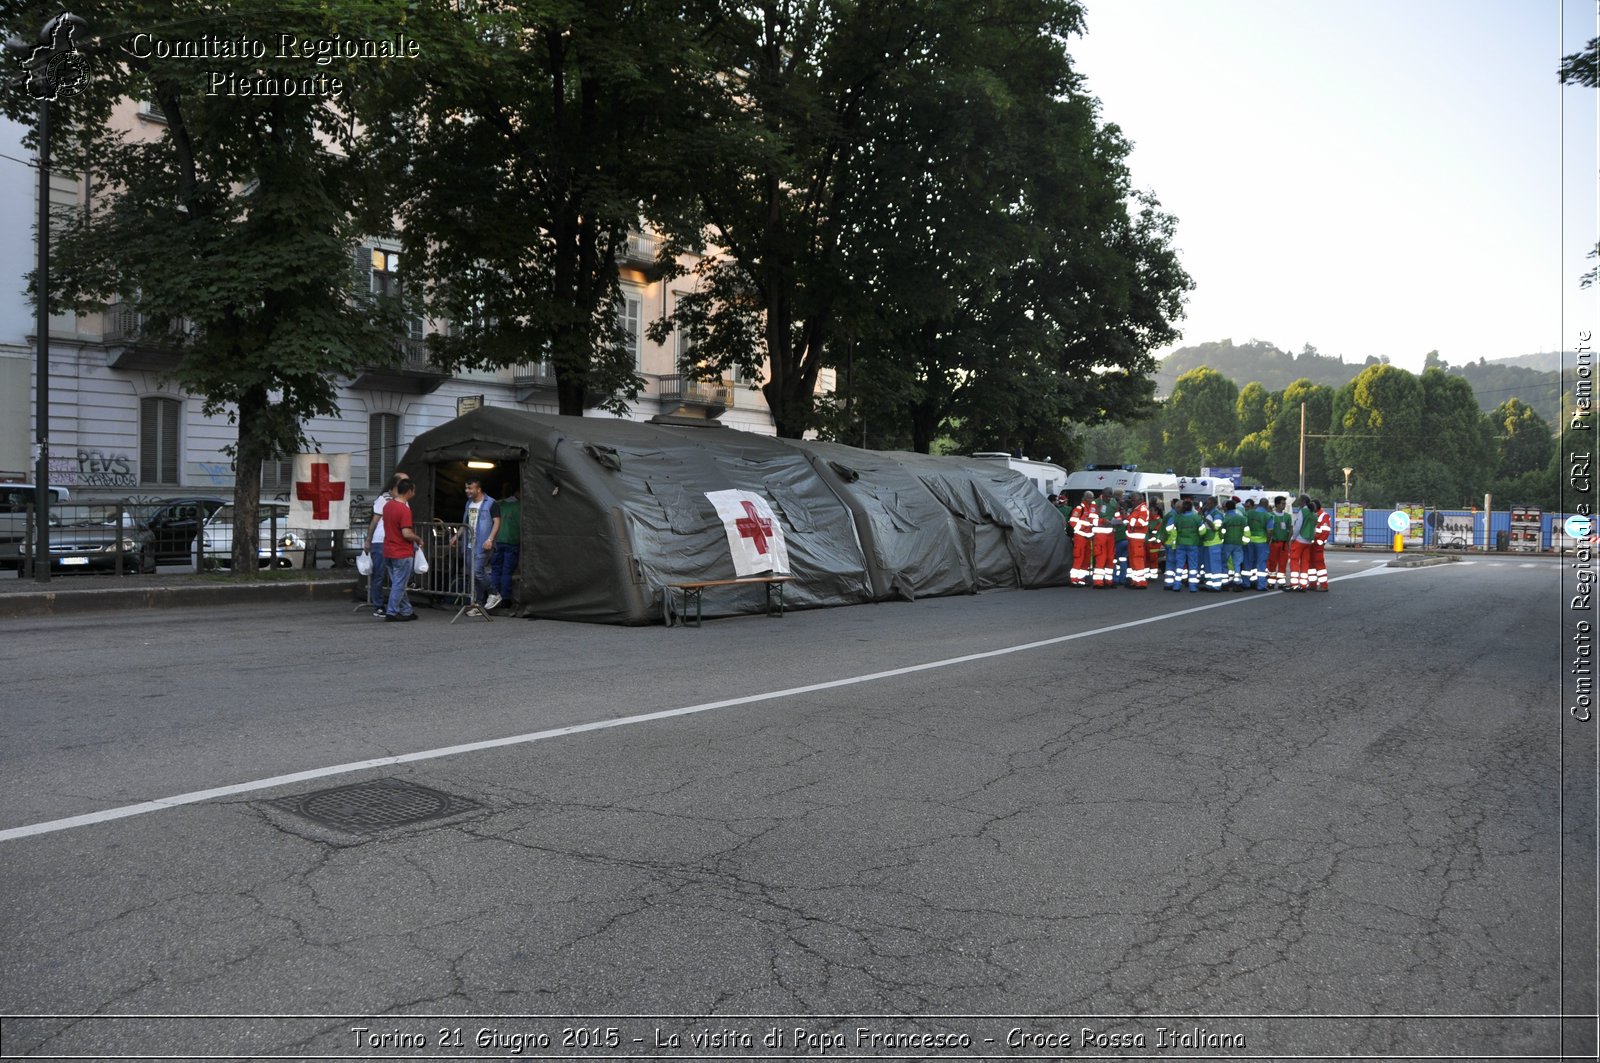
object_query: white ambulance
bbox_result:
[970,453,1072,498]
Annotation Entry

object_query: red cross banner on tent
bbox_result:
[290,453,351,529]
[705,489,790,577]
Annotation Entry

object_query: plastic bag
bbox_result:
[413,545,430,574]
[356,552,372,576]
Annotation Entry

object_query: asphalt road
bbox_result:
[0,554,1592,1061]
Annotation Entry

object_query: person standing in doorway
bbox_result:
[487,487,521,611]
[450,478,498,615]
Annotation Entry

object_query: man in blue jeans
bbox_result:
[450,479,497,616]
[381,479,422,621]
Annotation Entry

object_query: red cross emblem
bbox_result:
[734,500,772,555]
[295,462,347,521]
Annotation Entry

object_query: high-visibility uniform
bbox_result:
[1288,506,1316,590]
[1162,512,1179,589]
[1112,505,1129,584]
[1173,511,1204,592]
[1125,502,1151,588]
[1312,507,1332,590]
[1244,506,1270,590]
[1267,507,1294,588]
[1199,507,1226,590]
[1068,498,1095,586]
[1221,509,1247,589]
[1093,496,1120,587]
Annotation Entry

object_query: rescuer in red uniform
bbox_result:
[1068,491,1096,587]
[1124,492,1151,588]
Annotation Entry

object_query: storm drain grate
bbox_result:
[269,778,483,834]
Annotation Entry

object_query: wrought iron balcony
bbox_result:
[102,301,189,371]
[512,359,558,402]
[615,231,664,278]
[657,374,732,417]
[351,336,450,394]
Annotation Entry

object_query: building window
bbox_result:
[261,457,294,493]
[368,412,400,489]
[139,396,181,486]
[619,294,641,369]
[360,245,426,354]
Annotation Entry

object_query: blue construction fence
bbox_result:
[1338,506,1585,551]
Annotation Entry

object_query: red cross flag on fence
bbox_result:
[705,489,790,577]
[290,453,351,529]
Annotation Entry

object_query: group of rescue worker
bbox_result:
[1048,490,1334,593]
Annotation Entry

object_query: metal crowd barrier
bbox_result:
[410,520,491,623]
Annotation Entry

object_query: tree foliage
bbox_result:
[657,0,1188,443]
[2,0,415,569]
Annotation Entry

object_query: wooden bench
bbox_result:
[669,575,796,628]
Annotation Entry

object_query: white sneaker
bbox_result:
[484,593,502,611]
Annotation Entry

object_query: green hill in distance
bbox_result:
[1153,339,1566,428]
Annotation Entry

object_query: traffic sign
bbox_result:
[1387,511,1411,534]
[1565,514,1593,540]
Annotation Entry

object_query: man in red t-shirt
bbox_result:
[381,479,422,620]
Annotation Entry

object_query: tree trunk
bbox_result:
[231,383,268,574]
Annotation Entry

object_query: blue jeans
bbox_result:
[467,545,492,604]
[385,555,414,616]
[368,544,388,607]
[491,543,520,600]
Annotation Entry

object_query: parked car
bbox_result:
[143,496,229,563]
[0,483,72,571]
[195,502,308,570]
[17,504,156,574]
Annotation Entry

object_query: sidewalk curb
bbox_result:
[0,579,359,619]
[1386,555,1460,569]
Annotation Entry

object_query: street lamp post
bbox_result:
[5,13,87,582]
[1342,466,1353,503]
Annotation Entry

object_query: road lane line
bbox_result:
[0,567,1393,844]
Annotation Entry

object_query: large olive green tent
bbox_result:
[399,409,1070,624]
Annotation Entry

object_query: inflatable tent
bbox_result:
[398,408,1069,624]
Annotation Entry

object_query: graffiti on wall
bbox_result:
[75,450,137,487]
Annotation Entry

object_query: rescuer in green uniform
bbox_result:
[1221,499,1247,591]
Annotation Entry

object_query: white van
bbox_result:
[1058,467,1182,510]
[970,453,1072,498]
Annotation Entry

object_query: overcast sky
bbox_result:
[1069,0,1598,372]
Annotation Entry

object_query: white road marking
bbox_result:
[0,567,1394,845]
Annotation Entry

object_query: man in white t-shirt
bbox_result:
[367,472,409,616]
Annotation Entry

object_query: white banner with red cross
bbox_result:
[290,453,351,529]
[705,489,790,576]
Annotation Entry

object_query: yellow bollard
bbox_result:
[1393,533,1404,553]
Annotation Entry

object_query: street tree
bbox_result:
[656,0,1187,442]
[361,0,701,415]
[2,0,412,570]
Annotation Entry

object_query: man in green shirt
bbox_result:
[1243,498,1271,590]
[487,488,521,611]
[1221,499,1247,591]
[1172,500,1204,593]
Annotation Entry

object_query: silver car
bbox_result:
[194,502,308,570]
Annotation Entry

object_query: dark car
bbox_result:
[18,504,156,574]
[142,496,229,564]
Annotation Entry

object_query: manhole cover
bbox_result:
[270,778,482,833]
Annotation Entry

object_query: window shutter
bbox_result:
[140,397,181,486]
[369,413,399,489]
[356,245,375,296]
